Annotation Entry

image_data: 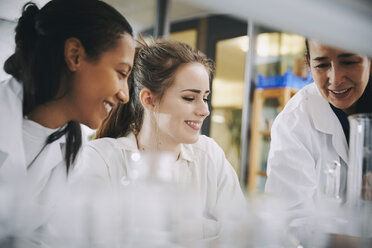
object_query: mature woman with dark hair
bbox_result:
[72,39,246,239]
[0,0,135,240]
[265,39,372,227]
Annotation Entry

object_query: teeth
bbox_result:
[331,89,349,94]
[104,102,112,113]
[186,121,201,128]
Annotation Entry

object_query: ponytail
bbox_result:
[3,2,39,80]
[46,121,82,172]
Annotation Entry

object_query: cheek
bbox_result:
[80,65,117,91]
[71,71,114,110]
[360,69,371,85]
[311,70,327,86]
[158,104,184,127]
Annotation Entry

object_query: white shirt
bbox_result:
[265,83,348,225]
[71,132,246,238]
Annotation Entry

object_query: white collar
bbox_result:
[308,84,348,163]
[114,132,194,162]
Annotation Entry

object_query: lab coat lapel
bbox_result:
[309,93,349,164]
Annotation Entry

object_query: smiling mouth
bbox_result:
[103,101,113,114]
[185,121,201,130]
[329,88,351,95]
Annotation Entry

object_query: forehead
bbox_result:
[170,62,210,90]
[307,40,369,62]
[99,33,135,66]
[308,40,348,57]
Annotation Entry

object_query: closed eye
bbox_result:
[203,98,209,103]
[183,97,194,102]
[341,61,358,65]
[117,71,128,79]
[315,63,329,69]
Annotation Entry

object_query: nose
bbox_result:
[328,64,344,87]
[116,80,129,104]
[197,100,210,118]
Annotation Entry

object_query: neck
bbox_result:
[136,116,181,161]
[27,99,70,129]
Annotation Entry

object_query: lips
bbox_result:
[185,120,202,130]
[103,100,114,115]
[329,88,350,94]
[328,87,352,99]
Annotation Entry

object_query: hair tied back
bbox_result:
[16,2,40,47]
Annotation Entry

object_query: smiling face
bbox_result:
[307,40,371,114]
[67,33,135,129]
[155,62,210,145]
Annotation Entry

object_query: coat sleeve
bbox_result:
[265,109,318,225]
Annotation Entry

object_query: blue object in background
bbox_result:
[257,70,313,89]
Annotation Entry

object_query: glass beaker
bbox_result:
[347,113,372,206]
[118,151,204,246]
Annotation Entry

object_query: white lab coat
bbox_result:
[0,77,68,244]
[71,132,246,239]
[265,83,348,224]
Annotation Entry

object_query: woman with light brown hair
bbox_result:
[72,38,246,239]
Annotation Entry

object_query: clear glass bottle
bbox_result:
[347,113,372,206]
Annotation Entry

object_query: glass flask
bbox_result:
[347,114,372,205]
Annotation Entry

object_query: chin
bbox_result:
[84,119,101,130]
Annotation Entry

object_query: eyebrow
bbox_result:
[338,53,357,58]
[313,53,357,61]
[181,89,210,94]
[118,62,132,72]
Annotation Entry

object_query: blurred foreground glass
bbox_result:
[300,113,372,247]
[0,185,47,247]
[347,114,372,206]
[211,195,299,248]
[45,151,205,247]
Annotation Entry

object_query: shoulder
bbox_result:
[0,77,24,151]
[280,83,320,114]
[86,137,119,151]
[76,137,127,176]
[0,77,23,119]
[192,135,224,155]
[0,77,23,100]
[187,135,227,169]
[83,133,137,160]
[273,83,323,130]
[84,137,123,160]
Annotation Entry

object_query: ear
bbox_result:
[64,37,85,71]
[139,88,157,111]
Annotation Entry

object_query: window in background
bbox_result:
[210,35,249,177]
[255,32,306,77]
[169,29,197,49]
